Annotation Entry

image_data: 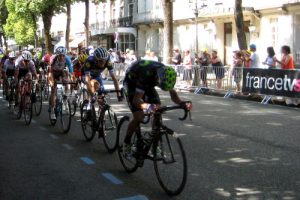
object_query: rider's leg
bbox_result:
[124,111,144,144]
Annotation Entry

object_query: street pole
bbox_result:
[195,8,198,54]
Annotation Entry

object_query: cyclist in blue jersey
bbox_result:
[82,47,122,102]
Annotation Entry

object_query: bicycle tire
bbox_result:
[24,94,33,125]
[117,116,139,173]
[49,105,57,126]
[80,100,96,141]
[99,105,118,153]
[70,98,77,117]
[153,133,187,196]
[60,99,71,133]
[15,93,22,120]
[34,84,43,116]
[43,82,50,100]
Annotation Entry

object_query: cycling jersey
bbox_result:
[83,56,114,77]
[72,59,82,78]
[2,59,15,72]
[15,57,36,73]
[50,55,73,73]
[124,60,164,112]
[124,60,164,92]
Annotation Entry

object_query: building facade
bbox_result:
[43,0,300,67]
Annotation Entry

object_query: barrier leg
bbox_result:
[224,91,233,98]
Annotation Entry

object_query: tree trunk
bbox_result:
[84,0,90,47]
[3,35,7,51]
[162,0,173,64]
[234,0,247,50]
[31,14,39,48]
[65,3,71,51]
[0,34,3,47]
[42,11,54,54]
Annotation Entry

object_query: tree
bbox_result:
[234,0,247,50]
[65,1,72,51]
[4,0,36,47]
[162,0,174,64]
[0,0,9,49]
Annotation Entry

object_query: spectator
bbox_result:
[141,50,151,60]
[232,51,243,93]
[242,49,251,68]
[262,47,276,69]
[149,51,158,62]
[198,48,211,88]
[249,44,260,68]
[275,45,294,70]
[125,50,137,65]
[172,47,182,77]
[182,50,193,87]
[210,50,224,89]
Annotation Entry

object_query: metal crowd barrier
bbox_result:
[113,63,129,83]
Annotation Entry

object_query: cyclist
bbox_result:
[48,46,73,120]
[71,53,87,92]
[122,60,192,155]
[2,51,17,100]
[14,50,38,105]
[82,47,122,102]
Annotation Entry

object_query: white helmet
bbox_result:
[55,46,67,55]
[22,50,33,61]
[9,51,16,58]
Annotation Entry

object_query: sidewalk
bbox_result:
[104,80,299,108]
[174,82,300,108]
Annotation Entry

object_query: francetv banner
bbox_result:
[242,68,300,98]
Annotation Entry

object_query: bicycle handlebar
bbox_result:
[156,101,192,121]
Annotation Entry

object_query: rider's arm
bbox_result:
[169,89,182,104]
[65,55,73,73]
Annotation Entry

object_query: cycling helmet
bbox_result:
[22,50,33,61]
[78,54,88,63]
[43,54,51,63]
[94,47,108,60]
[55,46,67,55]
[157,66,177,91]
[89,49,94,56]
[9,51,16,58]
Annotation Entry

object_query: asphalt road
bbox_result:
[0,86,300,200]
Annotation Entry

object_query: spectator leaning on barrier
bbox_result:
[198,48,211,88]
[232,51,243,93]
[275,45,294,70]
[210,50,224,89]
[249,44,260,68]
[182,49,193,87]
[242,49,251,68]
[262,47,276,69]
[172,47,182,77]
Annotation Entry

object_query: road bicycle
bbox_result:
[32,80,43,116]
[117,101,191,196]
[69,79,88,117]
[14,78,35,125]
[80,89,123,153]
[48,81,74,133]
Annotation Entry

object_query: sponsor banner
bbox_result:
[242,68,300,97]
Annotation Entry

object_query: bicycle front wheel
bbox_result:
[80,101,96,141]
[60,99,71,133]
[117,116,139,173]
[34,84,43,116]
[153,132,187,196]
[99,105,118,153]
[24,94,33,125]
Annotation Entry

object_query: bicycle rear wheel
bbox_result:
[34,84,43,116]
[153,132,187,196]
[15,93,22,120]
[99,105,118,153]
[43,81,50,100]
[80,100,96,141]
[70,97,77,117]
[117,116,139,173]
[24,94,33,125]
[60,99,71,133]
